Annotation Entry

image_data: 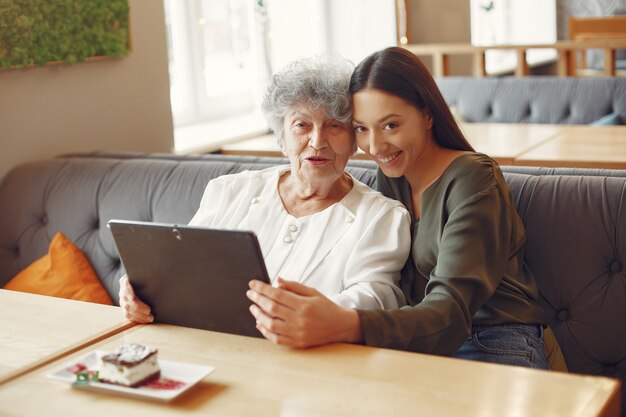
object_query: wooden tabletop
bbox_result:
[220,124,569,166]
[0,290,134,384]
[460,123,567,165]
[0,323,620,417]
[515,125,626,169]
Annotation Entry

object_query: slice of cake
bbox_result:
[98,343,161,387]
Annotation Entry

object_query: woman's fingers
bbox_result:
[118,274,131,301]
[122,302,154,323]
[127,294,151,315]
[126,298,153,322]
[118,274,153,323]
[248,279,302,309]
[249,278,362,348]
[247,281,310,344]
[247,289,292,320]
[276,277,320,297]
[119,275,146,310]
[120,294,153,323]
[255,322,296,347]
[249,304,291,336]
[251,305,306,347]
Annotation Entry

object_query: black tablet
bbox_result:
[108,219,270,338]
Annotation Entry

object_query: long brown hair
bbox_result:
[349,47,474,151]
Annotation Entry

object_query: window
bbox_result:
[164,0,260,126]
[164,0,399,153]
[470,0,557,75]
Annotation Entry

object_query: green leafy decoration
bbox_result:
[0,0,130,69]
[72,370,99,387]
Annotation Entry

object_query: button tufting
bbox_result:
[610,260,623,273]
[41,215,48,225]
[557,310,569,321]
[604,365,617,375]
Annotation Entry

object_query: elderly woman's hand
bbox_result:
[118,274,154,323]
[246,278,362,348]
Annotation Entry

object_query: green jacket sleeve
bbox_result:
[357,184,518,355]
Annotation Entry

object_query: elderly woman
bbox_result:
[119,55,410,324]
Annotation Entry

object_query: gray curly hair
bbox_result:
[261,55,354,140]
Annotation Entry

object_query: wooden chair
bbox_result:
[568,15,626,75]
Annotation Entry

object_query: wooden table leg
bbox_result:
[567,49,578,76]
[473,51,486,77]
[515,49,529,76]
[557,50,571,77]
[603,48,616,76]
[433,52,449,77]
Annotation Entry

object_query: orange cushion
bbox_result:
[4,232,113,305]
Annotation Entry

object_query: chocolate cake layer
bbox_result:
[101,343,158,368]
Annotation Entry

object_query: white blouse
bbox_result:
[189,166,410,309]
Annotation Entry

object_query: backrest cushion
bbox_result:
[435,77,626,125]
[4,231,113,305]
[501,168,626,410]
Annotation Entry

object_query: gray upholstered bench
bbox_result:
[436,76,626,125]
[0,152,624,415]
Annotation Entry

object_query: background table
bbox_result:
[460,123,566,165]
[0,323,620,417]
[0,290,133,384]
[220,123,568,167]
[515,125,626,169]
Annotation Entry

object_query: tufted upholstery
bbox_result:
[436,77,626,125]
[0,152,624,413]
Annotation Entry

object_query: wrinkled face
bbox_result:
[281,103,354,187]
[352,88,434,178]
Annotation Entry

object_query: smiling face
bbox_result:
[281,103,355,189]
[352,88,436,178]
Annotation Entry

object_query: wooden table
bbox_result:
[460,123,567,165]
[515,125,626,169]
[220,124,567,166]
[0,323,620,417]
[0,290,134,384]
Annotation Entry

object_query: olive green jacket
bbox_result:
[358,153,546,355]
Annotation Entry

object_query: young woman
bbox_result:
[247,47,554,369]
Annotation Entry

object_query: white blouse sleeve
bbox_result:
[329,205,410,310]
[188,178,226,227]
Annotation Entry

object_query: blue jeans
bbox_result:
[453,323,549,369]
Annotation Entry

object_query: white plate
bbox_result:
[47,350,215,402]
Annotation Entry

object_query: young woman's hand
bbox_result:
[118,275,154,323]
[246,278,362,348]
